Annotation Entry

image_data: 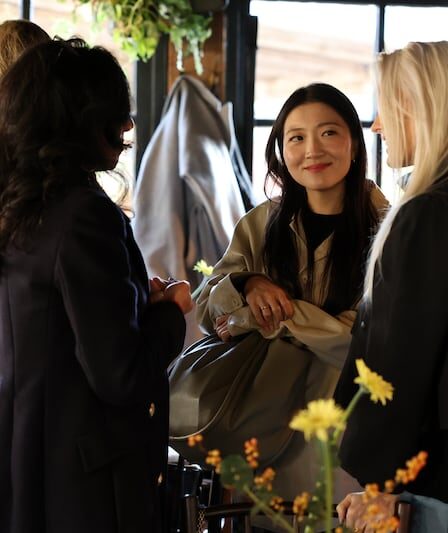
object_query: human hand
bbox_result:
[336,491,398,533]
[149,277,193,315]
[244,275,294,333]
[149,276,170,293]
[214,314,232,342]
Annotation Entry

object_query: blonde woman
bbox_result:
[0,19,50,76]
[335,41,448,532]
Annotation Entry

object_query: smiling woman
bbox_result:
[186,83,390,525]
[282,102,355,214]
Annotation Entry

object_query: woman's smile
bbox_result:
[304,162,332,172]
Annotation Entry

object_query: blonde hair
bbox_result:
[365,41,448,299]
[0,19,50,76]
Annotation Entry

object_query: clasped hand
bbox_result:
[244,275,294,333]
[336,492,398,533]
[214,275,294,341]
[149,276,193,315]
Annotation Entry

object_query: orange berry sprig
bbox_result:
[270,496,285,512]
[292,492,310,518]
[366,516,400,533]
[187,434,204,447]
[205,449,222,473]
[187,433,210,456]
[363,450,428,500]
[362,483,380,502]
[360,451,428,533]
[254,467,276,491]
[394,451,428,486]
[244,438,260,469]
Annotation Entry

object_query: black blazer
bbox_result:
[335,181,448,503]
[0,186,186,532]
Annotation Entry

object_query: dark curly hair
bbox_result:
[263,83,379,314]
[0,38,131,269]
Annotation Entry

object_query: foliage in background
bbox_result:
[189,359,427,533]
[74,0,212,74]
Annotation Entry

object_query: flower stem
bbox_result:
[333,387,365,442]
[191,276,209,301]
[243,486,295,533]
[320,440,333,533]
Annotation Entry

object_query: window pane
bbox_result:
[31,0,135,95]
[30,0,136,198]
[364,127,377,184]
[250,1,378,122]
[382,5,448,203]
[385,6,448,51]
[0,2,20,20]
[252,126,270,204]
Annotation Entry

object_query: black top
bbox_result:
[334,181,448,503]
[301,206,342,252]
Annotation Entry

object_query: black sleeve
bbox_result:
[56,191,185,406]
[336,192,448,487]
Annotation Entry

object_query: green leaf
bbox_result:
[72,0,211,72]
[219,455,253,491]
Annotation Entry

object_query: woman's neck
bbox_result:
[306,187,345,215]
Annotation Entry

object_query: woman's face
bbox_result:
[282,102,354,197]
[371,111,415,168]
[97,117,134,171]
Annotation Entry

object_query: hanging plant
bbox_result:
[75,0,213,74]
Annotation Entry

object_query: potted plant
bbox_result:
[76,0,219,74]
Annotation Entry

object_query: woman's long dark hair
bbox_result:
[0,38,131,268]
[263,83,379,314]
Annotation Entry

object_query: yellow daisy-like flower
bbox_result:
[289,398,345,442]
[193,259,214,277]
[354,359,394,406]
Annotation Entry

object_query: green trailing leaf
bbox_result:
[73,0,212,72]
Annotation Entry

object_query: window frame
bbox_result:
[245,0,447,187]
[15,0,448,183]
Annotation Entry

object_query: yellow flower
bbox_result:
[289,399,345,441]
[354,359,394,405]
[193,259,214,277]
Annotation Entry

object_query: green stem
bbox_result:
[243,486,295,533]
[191,276,209,301]
[320,440,333,533]
[333,387,365,442]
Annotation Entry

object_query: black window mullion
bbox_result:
[374,4,386,186]
[21,0,31,20]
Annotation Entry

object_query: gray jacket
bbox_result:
[132,75,254,290]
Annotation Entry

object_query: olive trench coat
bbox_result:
[193,182,389,502]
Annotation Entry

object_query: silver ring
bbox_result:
[260,305,269,310]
